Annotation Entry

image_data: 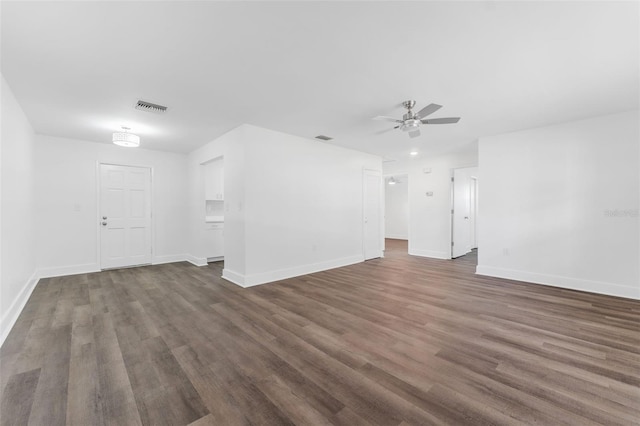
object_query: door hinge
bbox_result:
[451,241,454,246]
[451,209,454,214]
[451,177,454,182]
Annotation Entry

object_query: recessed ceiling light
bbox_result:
[410,151,418,156]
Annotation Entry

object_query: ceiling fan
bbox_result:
[374,100,460,138]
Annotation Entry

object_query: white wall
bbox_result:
[34,135,189,276]
[384,145,478,259]
[385,175,409,240]
[236,125,381,286]
[0,74,38,344]
[477,110,639,299]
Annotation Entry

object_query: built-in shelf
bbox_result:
[204,158,224,201]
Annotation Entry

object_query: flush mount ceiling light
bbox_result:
[112,126,140,147]
[410,151,418,156]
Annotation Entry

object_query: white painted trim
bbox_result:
[476,265,640,300]
[38,263,100,278]
[152,254,188,265]
[185,254,207,267]
[39,256,197,277]
[409,249,451,260]
[363,168,384,260]
[206,256,224,263]
[0,270,39,347]
[224,255,364,288]
[222,268,245,286]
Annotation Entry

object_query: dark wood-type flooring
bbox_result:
[1,239,639,425]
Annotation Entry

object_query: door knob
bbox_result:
[101,221,107,226]
[102,216,107,220]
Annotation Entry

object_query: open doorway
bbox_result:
[451,167,478,261]
[384,173,409,253]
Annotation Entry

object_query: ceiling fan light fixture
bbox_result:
[373,100,460,138]
[400,119,420,132]
[113,127,140,147]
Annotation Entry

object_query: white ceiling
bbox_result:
[2,1,638,160]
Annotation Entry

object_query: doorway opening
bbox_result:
[202,156,225,263]
[384,173,409,254]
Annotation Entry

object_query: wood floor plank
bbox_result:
[0,368,40,426]
[1,240,638,425]
[66,304,102,426]
[27,324,71,426]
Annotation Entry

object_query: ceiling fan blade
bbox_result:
[415,103,442,119]
[408,129,421,138]
[373,116,402,123]
[421,117,461,124]
[375,126,398,135]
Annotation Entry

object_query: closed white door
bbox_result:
[99,164,152,269]
[363,170,383,260]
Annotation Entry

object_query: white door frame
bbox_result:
[450,166,478,259]
[363,168,384,260]
[96,162,154,269]
[470,176,478,249]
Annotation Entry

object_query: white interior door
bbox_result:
[363,170,383,260]
[452,167,478,258]
[99,164,152,269]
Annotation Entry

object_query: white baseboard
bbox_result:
[221,268,246,287]
[38,263,100,279]
[385,235,408,240]
[223,255,364,288]
[409,248,451,260]
[207,256,224,263]
[475,265,640,300]
[0,269,39,347]
[40,256,192,276]
[185,254,207,267]
[152,254,188,265]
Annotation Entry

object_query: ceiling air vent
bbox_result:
[135,100,168,114]
[315,135,333,141]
